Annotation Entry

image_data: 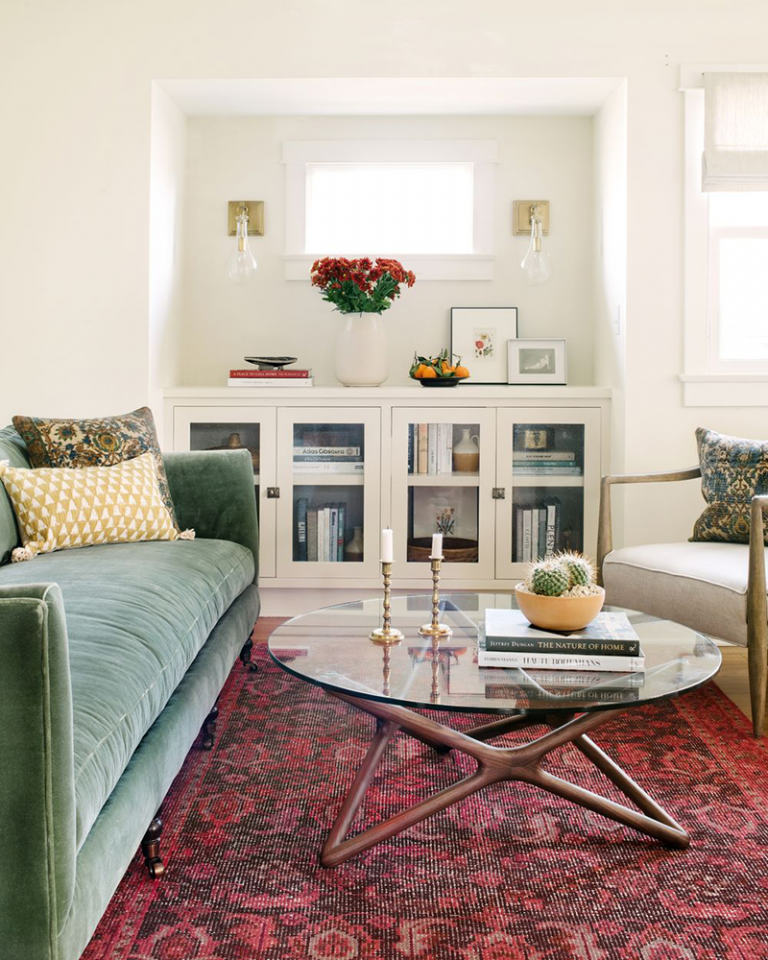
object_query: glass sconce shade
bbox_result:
[227,210,257,284]
[521,207,553,286]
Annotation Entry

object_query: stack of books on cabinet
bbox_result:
[228,368,314,387]
[478,609,645,676]
[407,424,454,475]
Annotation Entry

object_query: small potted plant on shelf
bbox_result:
[310,257,416,388]
[515,552,605,631]
[409,349,470,386]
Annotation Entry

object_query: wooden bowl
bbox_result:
[407,537,479,563]
[514,584,605,632]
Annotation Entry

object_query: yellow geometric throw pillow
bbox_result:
[0,451,194,562]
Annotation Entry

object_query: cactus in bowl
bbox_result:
[516,551,605,630]
[529,560,570,597]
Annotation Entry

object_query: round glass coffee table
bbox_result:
[268,593,721,866]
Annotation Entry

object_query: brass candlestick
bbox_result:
[419,556,453,638]
[369,560,404,645]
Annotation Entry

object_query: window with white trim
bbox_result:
[283,140,497,280]
[707,192,768,366]
[682,69,768,394]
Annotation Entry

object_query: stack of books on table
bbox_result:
[478,609,645,673]
[512,449,581,476]
[228,368,313,387]
[296,499,347,561]
[514,500,560,562]
[407,423,454,475]
[293,442,363,475]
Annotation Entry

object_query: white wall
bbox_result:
[180,114,594,387]
[148,85,187,436]
[2,0,768,547]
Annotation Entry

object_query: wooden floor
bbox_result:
[253,618,765,735]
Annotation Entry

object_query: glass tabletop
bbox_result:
[268,593,722,715]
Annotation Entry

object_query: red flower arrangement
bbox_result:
[310,257,416,314]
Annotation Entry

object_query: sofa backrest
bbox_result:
[0,426,29,565]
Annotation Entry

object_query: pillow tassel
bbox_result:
[11,546,36,563]
[179,529,196,540]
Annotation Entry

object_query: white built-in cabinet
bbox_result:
[165,387,609,615]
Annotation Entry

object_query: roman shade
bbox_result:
[703,72,768,191]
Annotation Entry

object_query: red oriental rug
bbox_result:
[83,647,768,960]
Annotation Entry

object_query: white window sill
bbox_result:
[680,373,768,406]
[283,254,495,282]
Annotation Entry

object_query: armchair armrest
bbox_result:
[747,496,768,732]
[0,583,76,959]
[596,466,702,585]
[163,450,259,582]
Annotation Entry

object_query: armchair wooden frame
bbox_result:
[597,466,767,738]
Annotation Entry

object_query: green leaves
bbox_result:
[321,271,400,315]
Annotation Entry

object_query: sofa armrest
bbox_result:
[596,466,702,585]
[163,450,259,582]
[0,583,76,959]
[747,495,768,732]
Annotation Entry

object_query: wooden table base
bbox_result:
[320,692,690,867]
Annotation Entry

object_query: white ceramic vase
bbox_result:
[334,313,388,387]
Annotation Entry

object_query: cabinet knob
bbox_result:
[266,487,280,499]
[492,487,506,500]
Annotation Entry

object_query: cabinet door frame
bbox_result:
[391,406,497,580]
[495,407,602,581]
[171,405,278,578]
[275,406,382,579]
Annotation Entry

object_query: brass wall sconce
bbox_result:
[513,200,550,236]
[226,201,262,284]
[227,201,264,236]
[513,200,553,286]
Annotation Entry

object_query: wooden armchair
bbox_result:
[597,466,767,737]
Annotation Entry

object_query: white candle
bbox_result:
[431,533,443,559]
[381,528,394,563]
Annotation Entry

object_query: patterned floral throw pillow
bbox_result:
[692,426,768,544]
[0,452,193,562]
[12,406,178,530]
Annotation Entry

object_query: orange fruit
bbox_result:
[441,361,455,374]
[454,365,470,379]
[421,365,438,378]
[412,363,427,378]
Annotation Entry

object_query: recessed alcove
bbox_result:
[149,76,626,427]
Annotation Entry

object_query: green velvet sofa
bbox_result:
[0,425,260,960]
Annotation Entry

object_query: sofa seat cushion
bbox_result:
[0,538,255,849]
[603,541,756,646]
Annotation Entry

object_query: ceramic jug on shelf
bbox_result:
[344,526,364,562]
[452,429,480,473]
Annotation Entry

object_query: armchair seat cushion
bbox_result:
[602,541,762,646]
[0,538,255,850]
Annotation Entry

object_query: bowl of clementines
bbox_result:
[409,350,470,387]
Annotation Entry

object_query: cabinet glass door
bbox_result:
[392,407,496,579]
[495,408,601,580]
[276,408,381,579]
[172,406,277,578]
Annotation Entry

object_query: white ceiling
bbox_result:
[158,77,624,117]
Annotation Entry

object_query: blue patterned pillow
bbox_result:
[692,427,768,544]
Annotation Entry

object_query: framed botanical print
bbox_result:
[507,338,567,385]
[450,307,518,385]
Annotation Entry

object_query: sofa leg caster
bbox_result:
[201,703,219,750]
[240,635,258,673]
[141,813,164,879]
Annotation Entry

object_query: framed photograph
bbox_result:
[450,307,518,385]
[507,339,567,385]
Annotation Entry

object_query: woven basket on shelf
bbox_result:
[407,537,479,563]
